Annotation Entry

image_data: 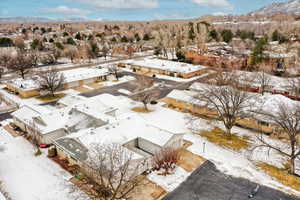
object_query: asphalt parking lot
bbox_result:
[80,72,180,99]
[164,161,299,200]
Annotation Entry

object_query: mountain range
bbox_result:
[0,16,93,22]
[250,0,300,15]
[1,1,300,22]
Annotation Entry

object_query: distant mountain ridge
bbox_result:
[0,16,93,22]
[251,0,300,15]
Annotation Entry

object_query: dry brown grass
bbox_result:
[74,86,92,93]
[257,162,300,193]
[177,148,206,172]
[86,83,104,89]
[132,107,153,113]
[36,93,66,103]
[199,127,251,151]
[132,177,166,200]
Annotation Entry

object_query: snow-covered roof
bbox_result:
[250,94,300,122]
[168,85,300,123]
[79,114,176,147]
[12,95,118,135]
[8,78,38,91]
[57,94,87,107]
[63,67,108,83]
[7,67,109,91]
[265,52,295,59]
[72,95,118,120]
[123,58,207,74]
[56,113,179,161]
[12,104,52,123]
[229,70,290,91]
[189,82,211,92]
[167,89,197,103]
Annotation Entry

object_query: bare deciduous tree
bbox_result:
[82,144,147,200]
[27,122,41,155]
[108,65,120,81]
[14,36,26,51]
[132,76,158,110]
[40,52,57,65]
[8,51,35,79]
[252,103,300,175]
[0,50,12,69]
[64,47,78,63]
[286,76,300,96]
[126,46,135,59]
[37,68,65,97]
[192,83,254,135]
[208,70,236,86]
[256,71,271,95]
[101,45,109,60]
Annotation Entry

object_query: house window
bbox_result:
[258,120,269,127]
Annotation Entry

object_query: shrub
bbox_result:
[0,37,14,47]
[153,148,179,175]
[34,149,42,156]
[66,37,76,45]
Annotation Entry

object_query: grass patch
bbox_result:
[36,93,66,103]
[257,162,300,192]
[199,127,250,151]
[34,150,42,156]
[132,107,153,113]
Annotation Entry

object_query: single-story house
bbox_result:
[11,96,117,144]
[163,82,299,134]
[119,58,209,78]
[54,113,184,167]
[56,94,88,108]
[6,67,109,98]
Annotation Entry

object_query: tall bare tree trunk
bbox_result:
[143,101,148,111]
[290,157,296,175]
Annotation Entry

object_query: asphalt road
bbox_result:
[81,80,138,97]
[80,70,217,100]
[164,161,299,200]
[0,112,12,122]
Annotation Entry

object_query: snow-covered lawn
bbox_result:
[135,104,300,196]
[102,76,135,87]
[148,167,190,192]
[186,118,300,196]
[0,89,42,107]
[118,89,132,95]
[0,128,87,200]
[155,72,212,83]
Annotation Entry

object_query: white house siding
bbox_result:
[42,129,68,144]
[165,134,184,149]
[138,138,162,155]
[67,81,80,88]
[13,117,26,132]
[83,78,94,84]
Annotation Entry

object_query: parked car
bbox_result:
[39,144,50,148]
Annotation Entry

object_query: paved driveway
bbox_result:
[164,161,299,200]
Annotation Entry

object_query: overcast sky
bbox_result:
[0,0,288,21]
